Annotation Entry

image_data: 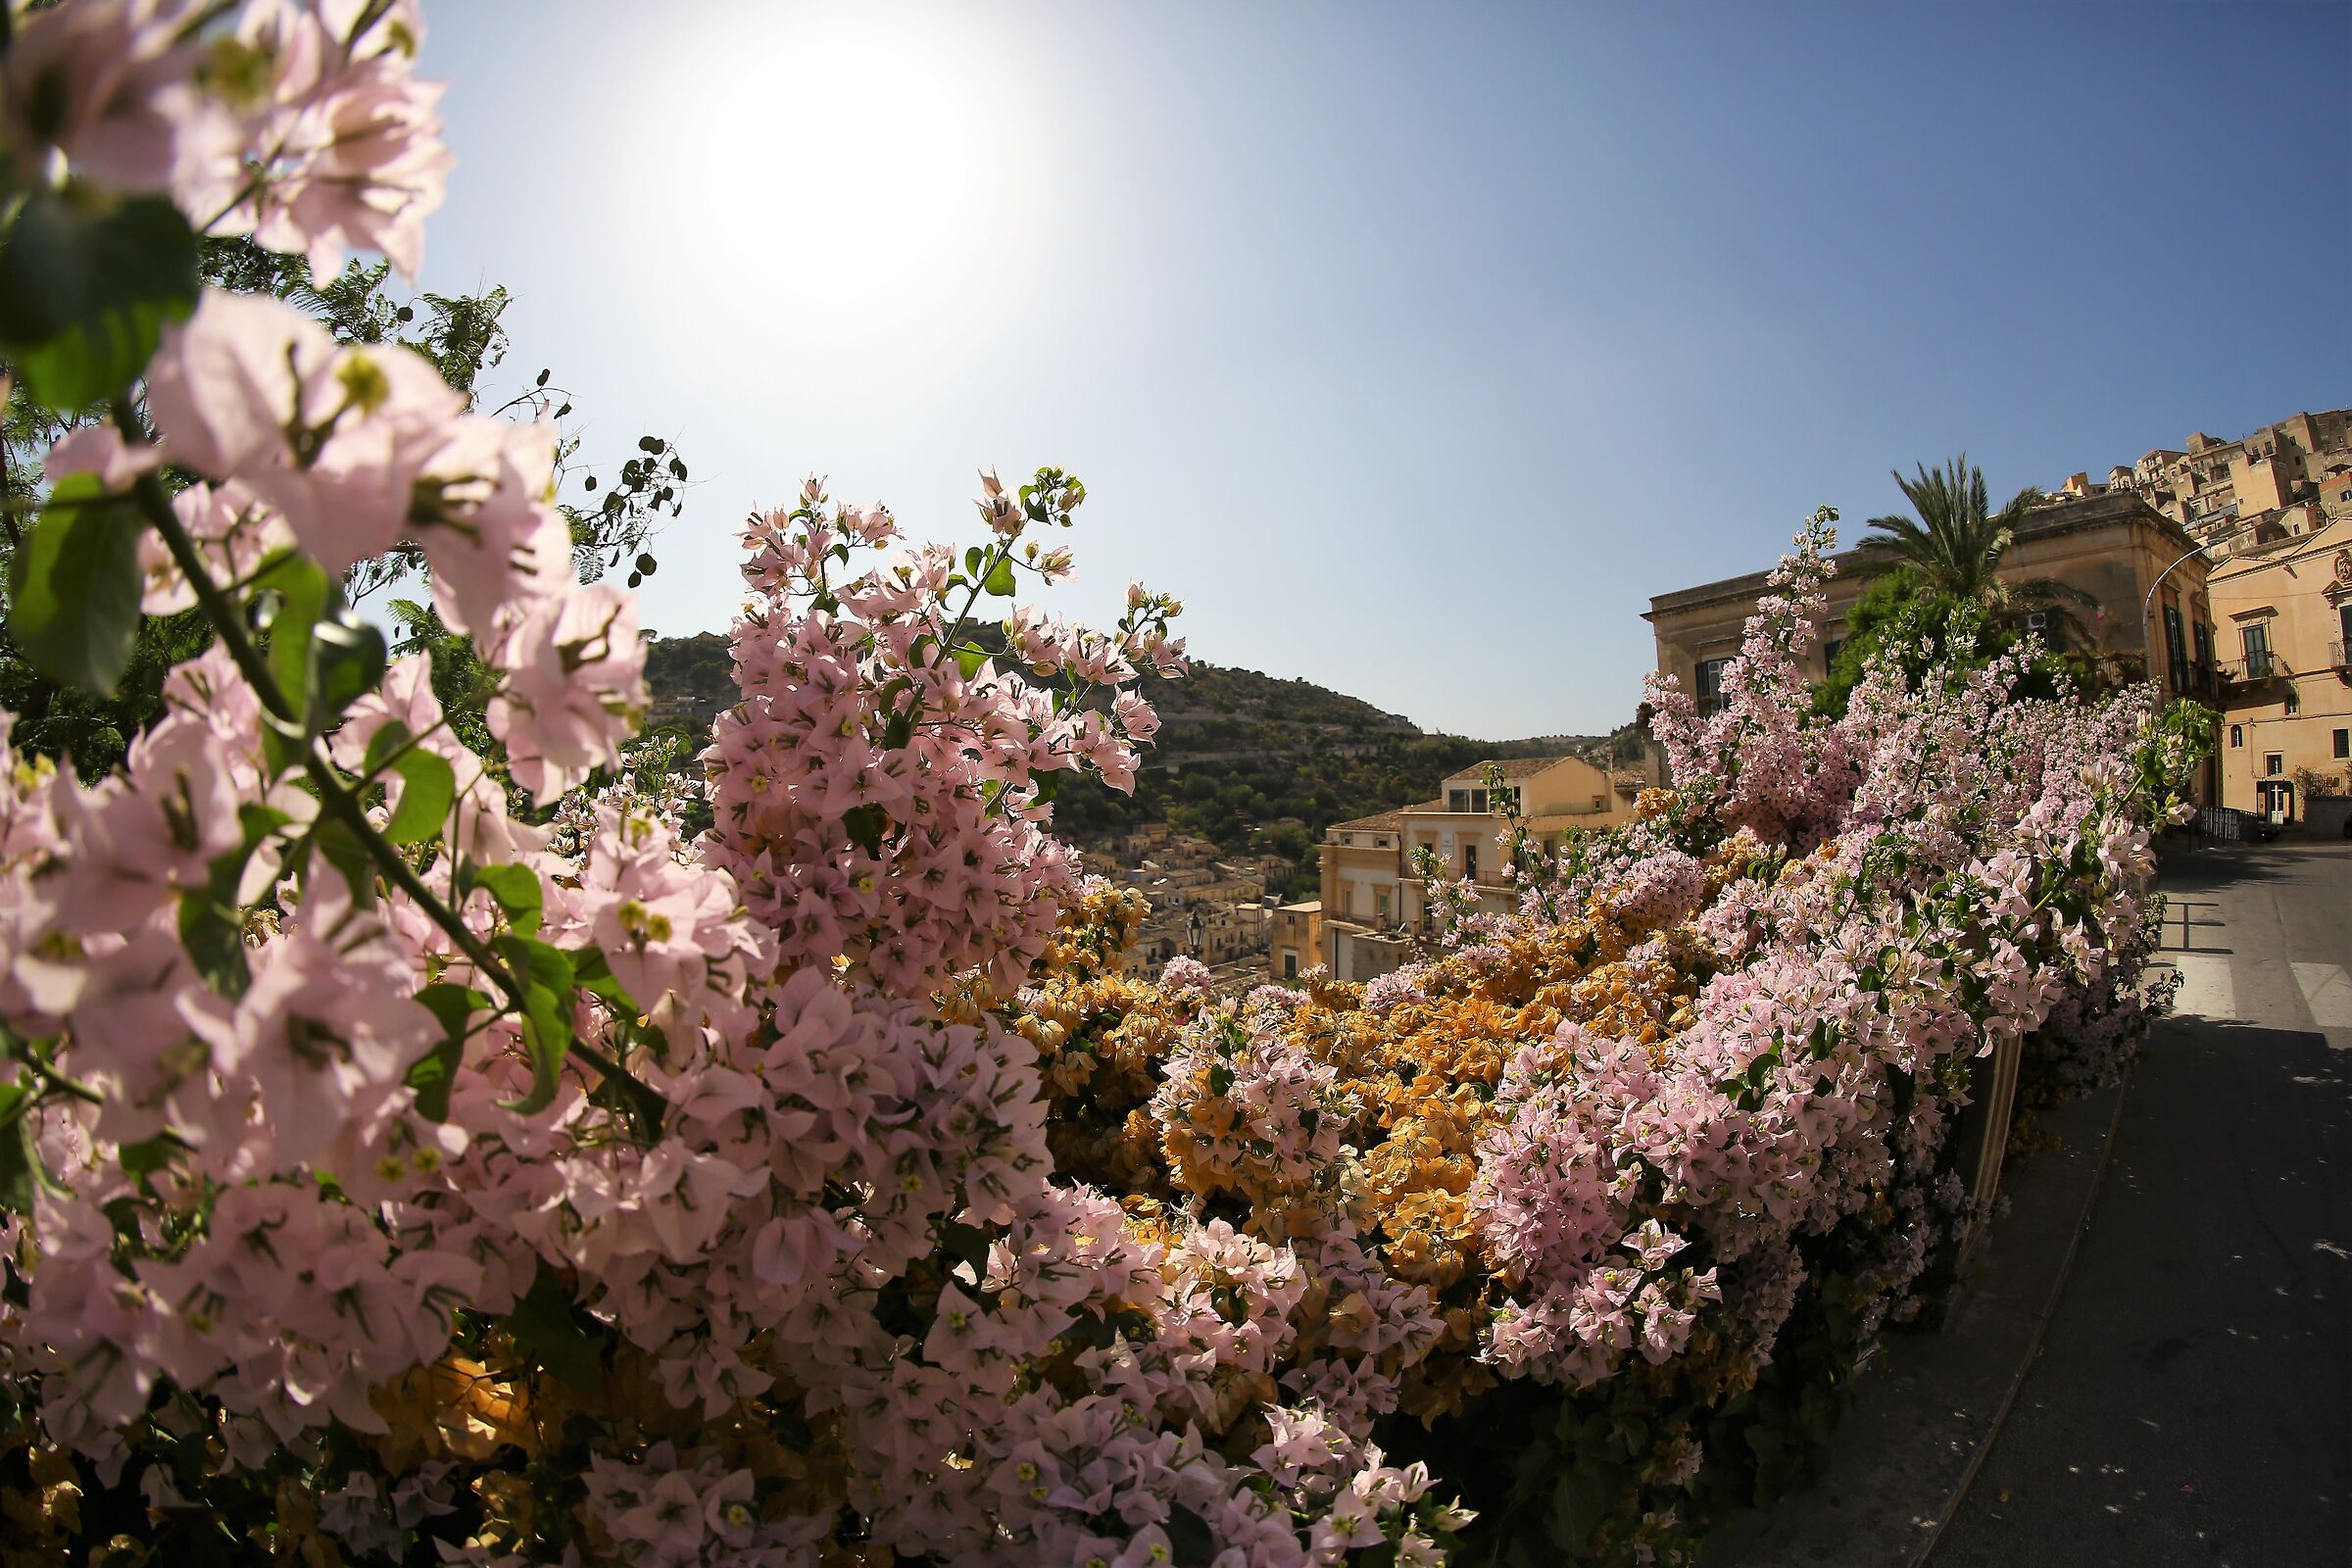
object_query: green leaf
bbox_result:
[0,1083,42,1213]
[310,610,386,731]
[842,804,889,858]
[118,1133,182,1184]
[253,549,331,723]
[363,720,457,846]
[407,982,486,1122]
[982,555,1017,597]
[494,935,574,1114]
[1163,1502,1217,1567]
[176,802,293,998]
[1548,1467,1613,1554]
[313,814,379,906]
[505,1264,609,1392]
[0,189,198,412]
[471,863,543,937]
[950,642,987,680]
[569,947,640,1017]
[7,473,146,698]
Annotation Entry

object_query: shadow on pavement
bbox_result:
[1931,1015,2352,1568]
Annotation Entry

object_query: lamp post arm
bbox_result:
[2140,541,2218,688]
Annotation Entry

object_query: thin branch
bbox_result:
[111,404,659,1116]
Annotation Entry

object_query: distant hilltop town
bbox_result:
[2056,406,2351,557]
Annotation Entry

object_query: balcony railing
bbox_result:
[2221,653,2285,684]
[2332,642,2350,669]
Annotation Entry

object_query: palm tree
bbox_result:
[1858,456,2096,646]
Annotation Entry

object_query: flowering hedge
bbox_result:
[0,5,2201,1566]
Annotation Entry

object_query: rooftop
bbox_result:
[1444,755,1583,784]
[1645,493,2192,618]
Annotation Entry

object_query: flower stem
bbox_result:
[112,405,660,1121]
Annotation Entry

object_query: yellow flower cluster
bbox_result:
[1002,888,1724,1427]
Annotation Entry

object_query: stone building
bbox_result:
[1269,901,1322,982]
[1314,753,1659,982]
[2047,407,2352,827]
[2208,529,2352,828]
[2060,408,2352,547]
[1643,492,2218,733]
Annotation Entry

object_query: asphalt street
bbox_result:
[1933,839,2352,1568]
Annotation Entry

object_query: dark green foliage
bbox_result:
[1815,566,2094,719]
[1855,457,2097,650]
[644,629,733,701]
[0,190,199,412]
[8,474,149,697]
[201,237,511,401]
[387,598,500,757]
[1050,662,1592,860]
[0,605,212,776]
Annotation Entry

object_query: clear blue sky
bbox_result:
[415,1,2350,740]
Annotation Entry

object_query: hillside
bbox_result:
[640,632,1606,895]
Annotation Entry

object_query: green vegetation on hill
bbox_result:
[640,631,1605,902]
[644,630,734,705]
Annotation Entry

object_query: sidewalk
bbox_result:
[1709,840,2352,1568]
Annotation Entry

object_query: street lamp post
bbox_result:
[2139,540,2221,694]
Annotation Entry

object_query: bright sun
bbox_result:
[699,35,972,304]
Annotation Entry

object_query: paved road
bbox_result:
[1934,840,2352,1568]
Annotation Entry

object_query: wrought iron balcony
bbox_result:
[2220,652,2285,686]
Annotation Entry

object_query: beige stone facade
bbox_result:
[2054,406,2352,827]
[1643,493,2218,734]
[1269,901,1322,982]
[1314,753,1660,980]
[2209,525,2352,826]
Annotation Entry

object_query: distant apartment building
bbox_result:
[1269,901,1322,982]
[2051,407,2352,828]
[1316,753,1656,981]
[2208,532,2352,827]
[1644,492,2217,735]
[2068,409,2352,548]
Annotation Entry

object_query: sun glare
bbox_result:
[698,35,972,303]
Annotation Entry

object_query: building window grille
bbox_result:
[2285,690,2299,716]
[2266,753,2284,777]
[2336,729,2350,760]
[2230,724,2242,749]
[1461,843,1479,881]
